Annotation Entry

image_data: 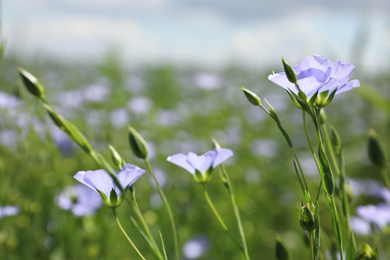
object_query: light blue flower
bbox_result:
[56,184,103,216]
[356,203,390,228]
[167,148,233,183]
[269,55,360,105]
[0,205,20,219]
[74,164,145,208]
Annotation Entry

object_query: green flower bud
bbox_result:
[299,202,319,232]
[331,126,342,156]
[17,67,45,98]
[128,126,148,160]
[275,236,292,260]
[318,145,335,195]
[319,108,327,125]
[109,145,125,169]
[241,86,261,106]
[367,128,389,169]
[356,243,378,260]
[282,57,298,85]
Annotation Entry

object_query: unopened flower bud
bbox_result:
[367,128,389,169]
[282,57,298,86]
[241,86,261,106]
[109,145,125,169]
[275,236,291,260]
[356,243,378,260]
[331,127,342,156]
[318,145,335,195]
[299,202,319,232]
[128,126,148,160]
[18,67,45,98]
[319,108,327,125]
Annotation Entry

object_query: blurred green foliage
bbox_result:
[1,51,390,260]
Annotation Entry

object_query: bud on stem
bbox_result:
[128,126,149,160]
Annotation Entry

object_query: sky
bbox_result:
[1,0,390,72]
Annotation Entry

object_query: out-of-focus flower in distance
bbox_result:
[74,164,145,208]
[349,178,390,202]
[56,184,103,217]
[183,235,210,259]
[356,203,390,228]
[110,108,130,128]
[268,55,360,99]
[350,216,372,236]
[128,97,152,115]
[167,148,233,183]
[83,84,110,103]
[0,205,20,219]
[0,92,22,108]
[50,127,74,156]
[193,72,222,90]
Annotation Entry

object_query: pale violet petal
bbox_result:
[268,72,298,94]
[330,61,355,79]
[74,171,96,191]
[186,152,207,172]
[84,169,113,197]
[117,165,145,194]
[335,79,360,95]
[213,148,234,168]
[167,154,196,174]
[298,55,331,73]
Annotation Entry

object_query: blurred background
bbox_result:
[1,0,390,259]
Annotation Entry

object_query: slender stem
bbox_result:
[322,125,340,176]
[130,191,164,260]
[113,209,146,260]
[329,195,344,260]
[308,231,314,260]
[202,184,245,253]
[381,168,390,190]
[303,111,322,175]
[221,165,250,260]
[145,158,179,260]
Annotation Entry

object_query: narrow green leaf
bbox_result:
[275,236,292,260]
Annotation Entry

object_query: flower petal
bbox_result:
[268,72,298,94]
[298,55,331,73]
[167,153,196,174]
[330,61,355,79]
[83,169,114,198]
[335,79,360,95]
[74,171,96,191]
[186,151,217,173]
[213,148,234,168]
[117,164,145,192]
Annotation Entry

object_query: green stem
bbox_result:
[202,185,245,253]
[308,231,314,260]
[145,158,179,260]
[221,165,250,260]
[259,104,308,195]
[381,168,390,191]
[130,191,164,260]
[113,209,146,260]
[303,111,322,177]
[327,195,344,260]
[322,125,340,176]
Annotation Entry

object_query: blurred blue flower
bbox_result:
[183,235,210,259]
[268,55,360,98]
[356,203,390,228]
[56,184,103,217]
[74,164,145,208]
[167,148,233,183]
[0,92,22,108]
[350,216,372,236]
[0,205,20,219]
